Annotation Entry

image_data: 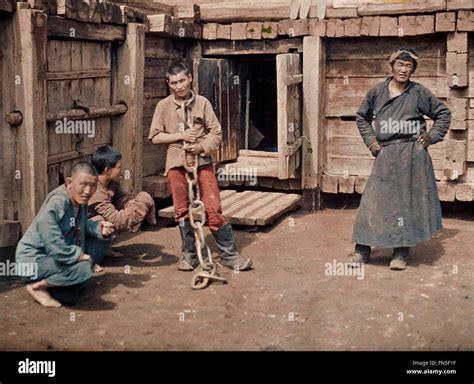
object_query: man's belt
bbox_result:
[379,136,418,147]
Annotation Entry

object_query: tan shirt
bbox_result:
[148,93,222,175]
[88,181,132,232]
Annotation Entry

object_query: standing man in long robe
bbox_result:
[351,47,451,270]
[15,162,115,307]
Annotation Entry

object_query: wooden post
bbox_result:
[302,36,325,210]
[12,7,48,232]
[112,23,145,195]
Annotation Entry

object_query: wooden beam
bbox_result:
[200,3,291,23]
[202,23,217,40]
[46,104,127,122]
[148,13,172,34]
[303,36,325,191]
[112,23,144,195]
[261,21,278,39]
[118,1,173,16]
[457,10,474,31]
[46,68,111,80]
[358,0,446,16]
[435,12,456,32]
[98,0,123,25]
[174,4,200,22]
[201,38,303,56]
[13,8,48,232]
[48,15,126,41]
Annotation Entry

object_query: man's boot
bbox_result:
[177,220,199,271]
[390,247,409,270]
[213,223,252,271]
[350,243,371,265]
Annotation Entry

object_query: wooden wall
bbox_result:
[142,35,186,177]
[324,35,446,178]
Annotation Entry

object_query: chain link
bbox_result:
[183,149,227,290]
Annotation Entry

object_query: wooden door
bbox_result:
[46,39,113,191]
[276,53,303,179]
[197,58,238,163]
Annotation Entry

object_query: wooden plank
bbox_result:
[326,155,374,176]
[435,12,456,32]
[232,192,290,224]
[447,0,474,10]
[254,193,301,226]
[200,3,291,23]
[239,150,278,158]
[326,35,445,60]
[120,1,173,16]
[46,69,111,80]
[326,57,445,78]
[321,174,338,193]
[328,135,370,157]
[358,0,446,16]
[202,38,303,56]
[112,23,144,196]
[14,8,48,232]
[326,77,448,117]
[48,15,125,41]
[303,36,325,190]
[276,53,302,180]
[0,220,21,248]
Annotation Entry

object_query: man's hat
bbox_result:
[389,47,419,69]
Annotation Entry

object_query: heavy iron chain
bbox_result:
[182,147,227,290]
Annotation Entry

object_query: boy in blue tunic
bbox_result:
[15,162,115,307]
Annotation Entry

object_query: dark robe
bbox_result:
[352,77,451,248]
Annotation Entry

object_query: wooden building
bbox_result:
[1,0,474,246]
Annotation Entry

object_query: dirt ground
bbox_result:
[1,200,473,351]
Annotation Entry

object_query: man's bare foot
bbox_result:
[106,248,124,258]
[26,284,62,308]
[93,264,104,273]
